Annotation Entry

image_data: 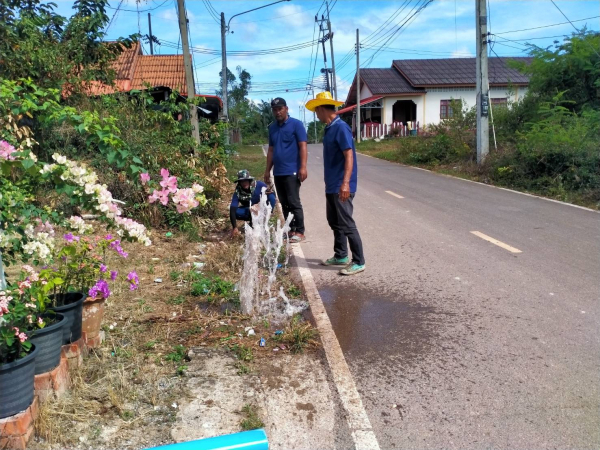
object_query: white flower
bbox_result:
[52,153,67,164]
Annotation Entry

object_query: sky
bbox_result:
[52,0,599,120]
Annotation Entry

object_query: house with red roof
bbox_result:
[83,41,222,121]
[339,57,531,138]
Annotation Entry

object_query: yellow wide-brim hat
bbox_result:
[305,91,344,112]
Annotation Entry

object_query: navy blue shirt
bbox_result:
[268,117,307,176]
[230,181,276,209]
[322,117,358,194]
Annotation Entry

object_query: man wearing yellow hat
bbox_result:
[305,92,365,276]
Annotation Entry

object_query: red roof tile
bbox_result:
[131,55,188,94]
[337,96,383,115]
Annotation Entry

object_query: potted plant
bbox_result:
[0,286,39,418]
[40,233,135,345]
[14,265,68,375]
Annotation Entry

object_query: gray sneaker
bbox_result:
[322,256,349,266]
[339,263,366,276]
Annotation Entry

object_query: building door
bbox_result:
[392,100,417,123]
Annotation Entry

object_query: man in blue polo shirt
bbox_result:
[264,97,308,242]
[305,92,365,276]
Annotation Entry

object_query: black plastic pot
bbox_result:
[0,344,38,419]
[49,292,85,345]
[28,313,66,375]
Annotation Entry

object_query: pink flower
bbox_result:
[38,317,44,326]
[13,327,26,342]
[149,189,170,206]
[159,168,178,193]
[0,140,17,160]
[172,188,199,214]
[140,173,150,185]
[191,183,204,194]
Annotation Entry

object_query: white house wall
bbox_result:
[423,86,528,126]
[360,84,373,100]
[382,96,424,124]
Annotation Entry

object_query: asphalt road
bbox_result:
[298,144,600,449]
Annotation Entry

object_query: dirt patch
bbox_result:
[29,214,318,449]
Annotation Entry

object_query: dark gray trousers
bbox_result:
[325,193,365,265]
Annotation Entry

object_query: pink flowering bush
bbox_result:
[146,168,207,214]
[0,266,54,364]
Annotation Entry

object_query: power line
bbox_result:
[159,39,319,56]
[104,0,124,36]
[494,16,599,35]
[492,41,528,52]
[202,0,220,24]
[548,0,600,57]
[106,0,170,13]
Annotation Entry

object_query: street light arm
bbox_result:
[227,0,290,31]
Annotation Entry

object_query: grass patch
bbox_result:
[229,343,254,362]
[228,144,267,182]
[240,404,265,431]
[164,345,187,363]
[189,273,237,304]
[279,315,318,354]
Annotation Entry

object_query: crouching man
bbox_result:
[230,169,277,237]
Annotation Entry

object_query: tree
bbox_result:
[307,120,325,143]
[515,31,600,113]
[0,0,137,91]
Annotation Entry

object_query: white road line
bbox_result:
[385,190,404,199]
[471,231,522,253]
[291,243,381,450]
[357,152,599,213]
[271,174,380,450]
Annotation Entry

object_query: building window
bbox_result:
[492,97,508,106]
[440,99,461,119]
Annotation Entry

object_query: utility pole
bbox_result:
[147,13,154,55]
[176,0,200,146]
[326,0,337,99]
[356,29,361,143]
[220,12,229,145]
[476,0,489,163]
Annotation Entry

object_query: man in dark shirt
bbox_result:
[305,92,365,276]
[230,169,277,237]
[264,97,308,242]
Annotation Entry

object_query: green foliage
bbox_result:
[189,273,236,303]
[164,345,187,363]
[280,315,318,354]
[307,120,326,143]
[514,31,600,112]
[230,343,253,362]
[240,404,264,431]
[489,95,600,200]
[0,0,138,90]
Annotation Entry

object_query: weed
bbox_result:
[282,315,318,354]
[121,410,134,421]
[236,362,251,375]
[176,365,188,376]
[185,325,203,335]
[165,345,187,363]
[230,343,253,362]
[168,295,186,305]
[170,270,182,281]
[144,340,159,350]
[262,318,270,329]
[190,273,237,303]
[240,404,264,431]
[286,284,302,298]
[148,264,155,274]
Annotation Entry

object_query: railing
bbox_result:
[360,121,419,140]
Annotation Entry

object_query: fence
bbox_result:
[361,121,419,140]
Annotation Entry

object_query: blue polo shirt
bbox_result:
[268,117,307,176]
[322,116,357,194]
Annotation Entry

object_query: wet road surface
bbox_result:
[298,144,600,449]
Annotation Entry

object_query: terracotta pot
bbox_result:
[82,296,105,347]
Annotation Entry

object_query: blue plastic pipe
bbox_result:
[147,429,268,450]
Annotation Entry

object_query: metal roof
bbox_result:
[393,57,532,86]
[337,96,383,115]
[345,68,424,105]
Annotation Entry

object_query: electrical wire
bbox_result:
[159,39,319,56]
[104,0,124,37]
[202,0,220,24]
[494,16,599,35]
[548,0,600,57]
[106,0,170,13]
